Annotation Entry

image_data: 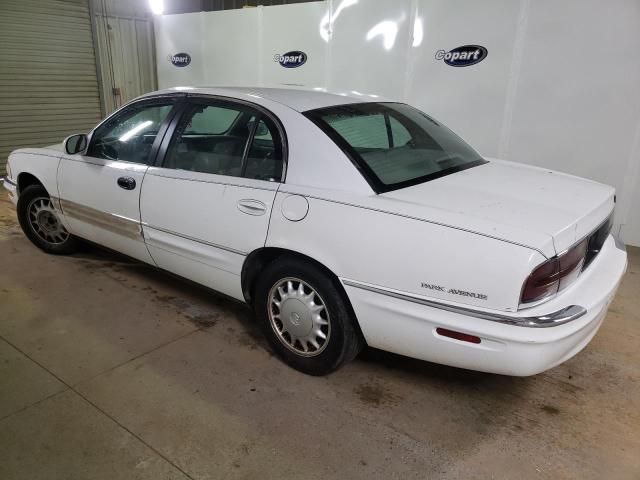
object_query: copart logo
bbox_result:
[169,52,191,67]
[274,51,307,68]
[435,45,487,67]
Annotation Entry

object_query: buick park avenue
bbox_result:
[2,87,627,376]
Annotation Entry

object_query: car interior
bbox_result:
[165,106,284,182]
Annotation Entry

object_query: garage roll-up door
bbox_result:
[0,0,102,175]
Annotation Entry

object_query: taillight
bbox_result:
[521,257,559,304]
[521,239,588,305]
[558,239,587,289]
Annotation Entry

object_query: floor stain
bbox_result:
[236,333,259,351]
[541,405,560,415]
[186,313,219,329]
[354,382,401,407]
[155,294,220,329]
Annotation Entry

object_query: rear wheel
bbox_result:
[254,257,363,375]
[17,185,78,254]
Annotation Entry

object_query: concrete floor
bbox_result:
[0,194,639,480]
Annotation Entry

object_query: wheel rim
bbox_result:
[268,277,331,357]
[27,196,70,245]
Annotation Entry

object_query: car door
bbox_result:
[58,97,180,263]
[139,97,286,300]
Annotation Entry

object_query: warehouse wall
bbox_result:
[0,0,102,175]
[94,13,156,113]
[91,0,158,114]
[155,0,640,246]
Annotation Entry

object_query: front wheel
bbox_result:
[17,185,78,255]
[254,257,363,375]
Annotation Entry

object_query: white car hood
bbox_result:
[46,142,64,152]
[379,159,614,257]
[11,144,64,157]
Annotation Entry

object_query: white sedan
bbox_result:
[2,87,627,376]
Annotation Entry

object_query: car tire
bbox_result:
[17,185,78,255]
[254,257,363,375]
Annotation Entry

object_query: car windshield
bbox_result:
[305,102,486,192]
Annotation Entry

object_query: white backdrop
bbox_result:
[155,0,640,247]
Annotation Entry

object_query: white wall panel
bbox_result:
[326,0,413,99]
[621,155,640,243]
[406,0,524,155]
[154,12,205,88]
[261,2,329,88]
[202,8,260,86]
[154,1,640,246]
[504,0,640,239]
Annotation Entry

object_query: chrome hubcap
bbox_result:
[268,277,331,357]
[27,197,69,245]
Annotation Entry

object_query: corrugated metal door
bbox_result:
[0,0,102,175]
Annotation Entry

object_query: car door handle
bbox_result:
[117,176,136,190]
[237,199,267,216]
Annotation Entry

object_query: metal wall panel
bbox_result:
[94,13,157,113]
[0,0,102,175]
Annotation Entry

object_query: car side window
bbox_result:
[187,105,240,135]
[164,102,284,181]
[244,117,284,182]
[87,102,174,164]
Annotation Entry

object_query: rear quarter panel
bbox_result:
[266,190,545,312]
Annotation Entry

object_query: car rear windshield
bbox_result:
[304,102,487,193]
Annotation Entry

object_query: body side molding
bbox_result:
[342,279,586,328]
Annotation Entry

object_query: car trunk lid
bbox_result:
[380,159,615,257]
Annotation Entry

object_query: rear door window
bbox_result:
[164,101,284,181]
[244,117,284,182]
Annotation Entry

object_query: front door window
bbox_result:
[87,102,175,164]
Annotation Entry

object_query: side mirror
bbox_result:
[64,133,88,155]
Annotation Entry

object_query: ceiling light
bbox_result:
[149,0,164,15]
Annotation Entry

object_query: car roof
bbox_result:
[142,86,388,112]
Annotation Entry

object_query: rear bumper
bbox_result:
[343,235,627,376]
[2,176,17,204]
